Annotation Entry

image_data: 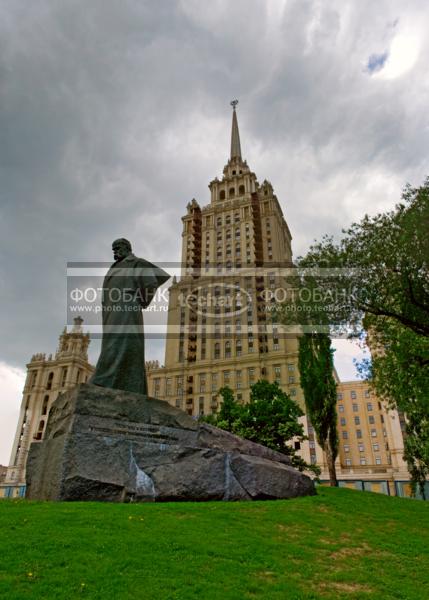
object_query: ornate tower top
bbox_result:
[230,99,242,160]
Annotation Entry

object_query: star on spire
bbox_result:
[230,99,242,159]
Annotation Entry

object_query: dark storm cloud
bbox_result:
[0,0,428,370]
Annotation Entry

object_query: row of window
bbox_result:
[159,365,296,395]
[338,401,382,413]
[340,414,384,426]
[218,185,246,200]
[341,428,388,440]
[29,367,87,390]
[337,389,371,400]
[344,457,386,467]
[343,442,388,453]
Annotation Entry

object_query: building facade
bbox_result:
[1,317,94,498]
[147,104,304,417]
[332,380,413,496]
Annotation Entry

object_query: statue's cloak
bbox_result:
[89,254,170,394]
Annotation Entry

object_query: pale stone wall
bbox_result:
[1,318,94,497]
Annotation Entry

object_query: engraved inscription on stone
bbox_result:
[87,419,180,445]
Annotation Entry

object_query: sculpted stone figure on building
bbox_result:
[89,238,170,395]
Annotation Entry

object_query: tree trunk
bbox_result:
[324,442,338,487]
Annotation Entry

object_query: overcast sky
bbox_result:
[1,0,428,464]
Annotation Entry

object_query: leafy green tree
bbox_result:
[216,386,242,429]
[277,178,428,338]
[358,319,429,497]
[235,380,305,460]
[298,333,338,486]
[277,178,429,493]
[201,380,319,474]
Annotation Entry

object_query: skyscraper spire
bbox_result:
[230,99,242,159]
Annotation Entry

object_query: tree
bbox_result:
[298,333,338,486]
[358,318,429,497]
[217,386,241,429]
[279,179,429,338]
[201,381,319,475]
[277,178,429,493]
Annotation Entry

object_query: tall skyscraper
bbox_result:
[147,101,310,447]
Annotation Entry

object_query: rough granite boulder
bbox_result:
[26,384,316,502]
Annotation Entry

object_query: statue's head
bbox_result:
[112,238,132,262]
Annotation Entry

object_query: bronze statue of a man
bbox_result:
[89,239,170,395]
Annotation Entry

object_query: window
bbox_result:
[364,389,370,398]
[358,444,364,452]
[219,191,225,201]
[214,343,220,359]
[360,457,367,466]
[371,429,377,437]
[340,417,346,426]
[175,398,182,408]
[344,444,350,453]
[223,371,230,384]
[61,367,68,388]
[225,341,231,358]
[239,185,245,195]
[352,403,358,412]
[345,458,352,466]
[356,429,362,439]
[354,416,360,425]
[274,365,281,382]
[288,364,294,372]
[337,392,343,400]
[46,372,54,390]
[229,187,235,197]
[351,391,357,399]
[369,415,375,424]
[41,395,49,416]
[342,431,348,439]
[338,404,344,413]
[288,375,295,384]
[367,402,373,411]
[290,388,297,396]
[375,457,382,465]
[373,443,379,451]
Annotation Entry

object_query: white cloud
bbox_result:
[0,362,25,466]
[377,29,422,80]
[332,339,369,382]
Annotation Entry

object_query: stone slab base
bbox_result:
[26,384,315,502]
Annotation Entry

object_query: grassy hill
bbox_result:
[0,487,428,599]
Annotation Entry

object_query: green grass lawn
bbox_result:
[0,487,428,600]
